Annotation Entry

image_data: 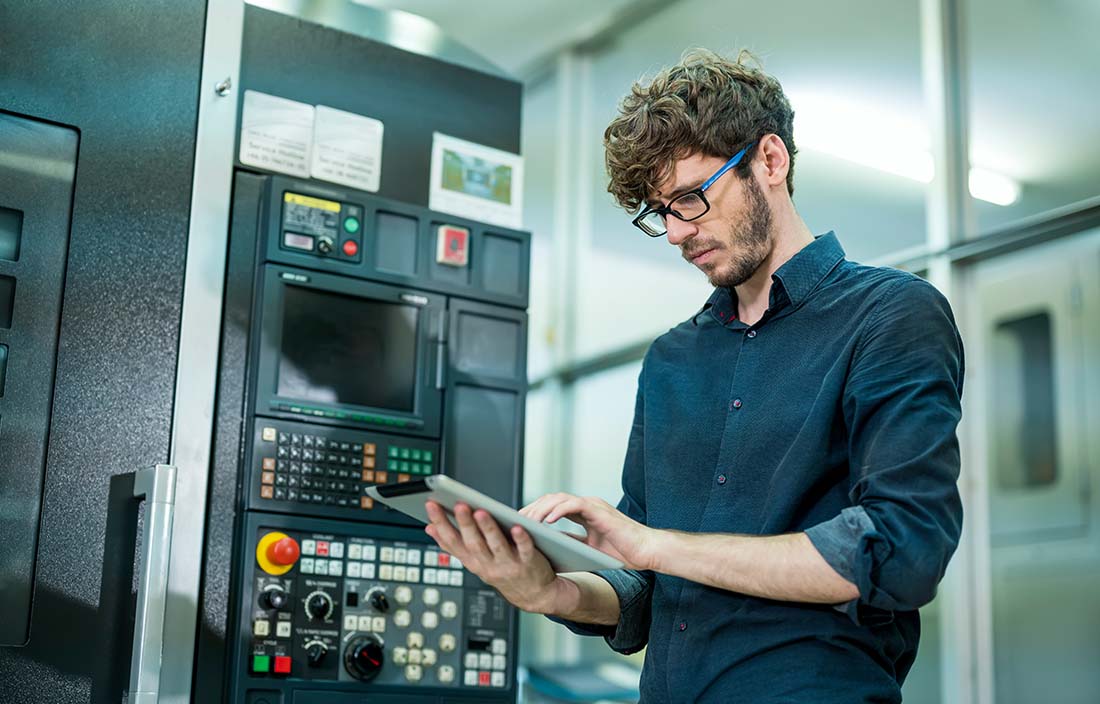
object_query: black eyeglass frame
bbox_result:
[631,141,757,238]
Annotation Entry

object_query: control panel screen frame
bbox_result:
[254,264,446,438]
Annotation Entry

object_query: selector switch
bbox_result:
[317,236,334,255]
[344,634,386,682]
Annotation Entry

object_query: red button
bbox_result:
[266,537,300,566]
[274,655,292,674]
[316,541,330,557]
[437,554,451,567]
[479,671,491,686]
[342,239,359,256]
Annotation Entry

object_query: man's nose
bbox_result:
[665,215,697,247]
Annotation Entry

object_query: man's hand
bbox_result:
[519,493,660,571]
[424,500,573,614]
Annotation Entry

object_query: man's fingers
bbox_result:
[512,525,536,563]
[453,503,490,556]
[544,498,587,524]
[474,509,513,557]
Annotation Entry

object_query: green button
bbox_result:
[388,446,399,458]
[399,461,410,472]
[343,216,360,234]
[410,449,422,460]
[253,655,271,673]
[423,450,433,462]
[399,448,410,459]
[388,459,398,471]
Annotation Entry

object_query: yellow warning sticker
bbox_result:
[284,192,340,212]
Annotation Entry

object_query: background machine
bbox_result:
[0,2,530,703]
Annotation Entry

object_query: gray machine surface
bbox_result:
[0,1,207,701]
[1,2,530,703]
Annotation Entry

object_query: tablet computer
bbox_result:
[366,475,624,574]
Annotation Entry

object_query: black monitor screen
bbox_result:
[277,285,419,413]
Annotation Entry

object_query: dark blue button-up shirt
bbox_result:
[555,233,964,703]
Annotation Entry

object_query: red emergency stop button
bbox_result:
[342,239,358,257]
[257,531,299,575]
[273,655,292,674]
[267,537,300,567]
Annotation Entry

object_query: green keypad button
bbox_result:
[423,450,433,462]
[410,448,422,460]
[388,446,399,458]
[399,461,410,472]
[252,655,271,673]
[343,216,360,234]
[399,448,410,459]
[387,459,398,471]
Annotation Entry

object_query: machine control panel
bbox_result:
[249,418,438,523]
[280,191,363,262]
[239,520,515,700]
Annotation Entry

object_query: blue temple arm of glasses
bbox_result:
[700,142,756,192]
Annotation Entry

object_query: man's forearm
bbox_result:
[651,530,859,604]
[539,572,621,626]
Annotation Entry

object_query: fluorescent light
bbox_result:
[968,167,1021,206]
[790,91,1020,206]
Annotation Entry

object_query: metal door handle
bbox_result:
[127,464,178,704]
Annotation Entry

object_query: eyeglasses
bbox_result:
[632,142,756,237]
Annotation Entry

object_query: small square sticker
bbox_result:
[436,225,470,267]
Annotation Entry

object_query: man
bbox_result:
[424,49,964,703]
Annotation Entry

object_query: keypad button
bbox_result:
[287,489,299,501]
[278,432,290,444]
[364,443,376,456]
[410,448,422,460]
[491,671,505,687]
[303,435,314,447]
[399,448,410,459]
[388,446,399,458]
[262,427,277,442]
[362,545,377,561]
[260,486,274,499]
[314,437,326,449]
[274,488,287,500]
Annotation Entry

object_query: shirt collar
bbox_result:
[695,232,846,326]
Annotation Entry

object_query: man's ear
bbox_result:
[756,133,790,190]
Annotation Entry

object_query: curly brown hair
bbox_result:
[604,48,797,212]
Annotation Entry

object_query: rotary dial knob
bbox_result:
[368,588,390,614]
[304,590,334,622]
[260,584,289,611]
[344,634,385,682]
[306,640,329,667]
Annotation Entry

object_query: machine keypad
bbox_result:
[256,423,438,511]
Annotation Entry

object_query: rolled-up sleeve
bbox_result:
[548,359,656,654]
[806,277,964,623]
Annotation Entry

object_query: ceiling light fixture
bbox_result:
[790,92,1021,206]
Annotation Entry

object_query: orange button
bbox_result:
[262,457,276,470]
[363,456,375,469]
[362,470,375,482]
[360,497,374,510]
[261,471,275,485]
[266,536,300,566]
[260,486,274,499]
[375,471,387,483]
[397,474,409,483]
[364,443,376,456]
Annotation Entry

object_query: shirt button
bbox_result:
[732,399,743,409]
[717,474,727,485]
[679,622,687,631]
[747,330,757,338]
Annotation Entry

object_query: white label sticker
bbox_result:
[310,105,385,192]
[429,133,524,229]
[239,90,314,177]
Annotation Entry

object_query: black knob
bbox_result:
[260,585,289,611]
[306,641,329,667]
[305,591,333,621]
[344,635,385,681]
[317,236,334,254]
[368,589,390,614]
